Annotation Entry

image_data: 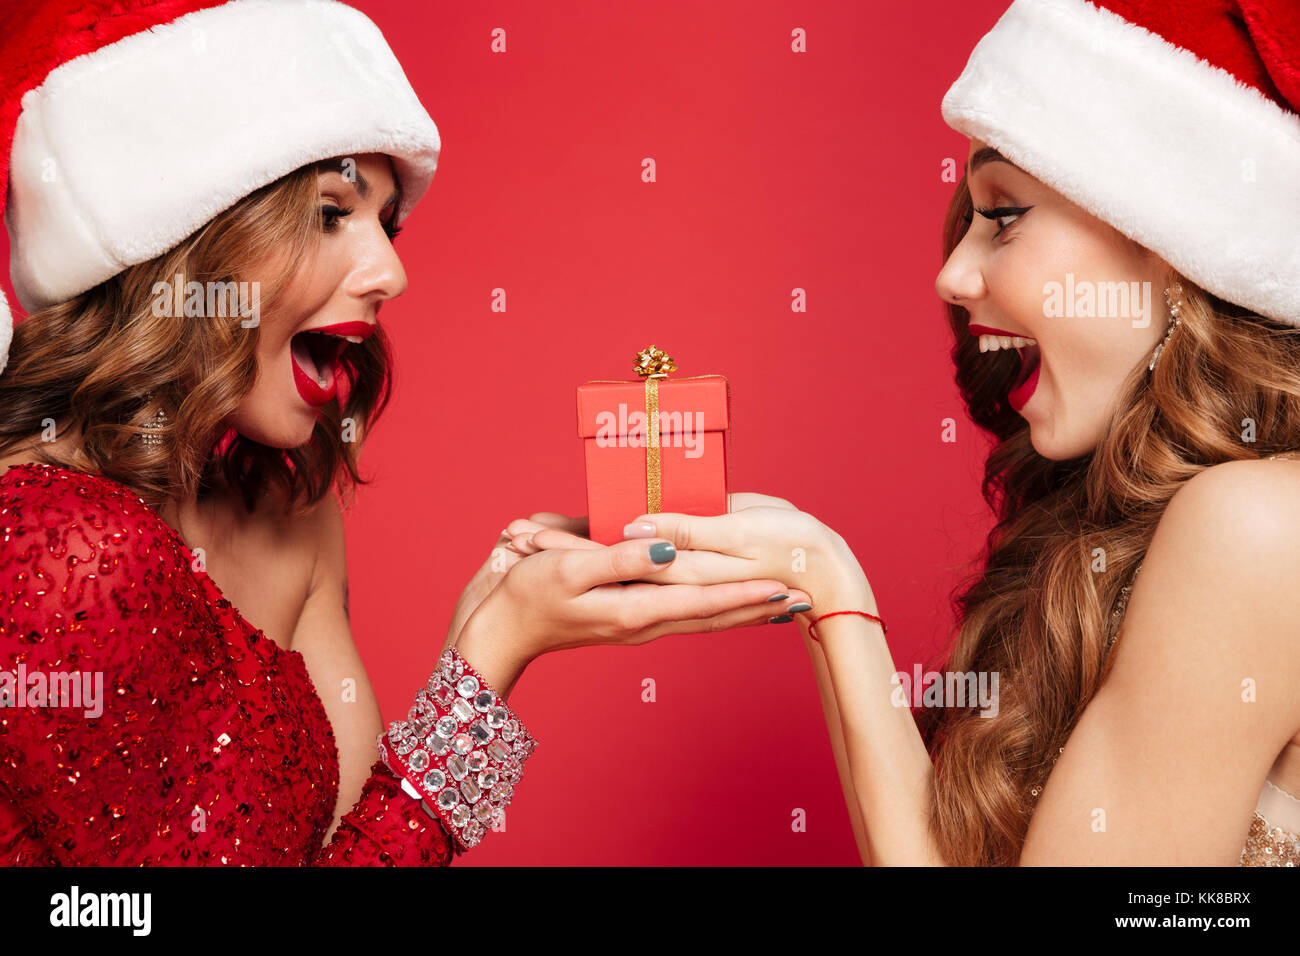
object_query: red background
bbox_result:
[2,0,1012,864]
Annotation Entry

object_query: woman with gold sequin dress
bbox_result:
[522,0,1300,865]
[0,0,814,865]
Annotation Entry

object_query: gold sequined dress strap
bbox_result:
[1241,780,1300,866]
[1106,563,1141,652]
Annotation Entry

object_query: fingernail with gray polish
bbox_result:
[787,603,812,614]
[768,614,794,624]
[766,593,789,603]
[648,542,676,564]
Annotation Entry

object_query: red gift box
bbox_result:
[576,347,731,545]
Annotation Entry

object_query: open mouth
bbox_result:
[1014,342,1041,387]
[291,330,350,385]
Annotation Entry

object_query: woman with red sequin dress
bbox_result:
[0,0,812,866]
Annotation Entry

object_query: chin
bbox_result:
[1030,435,1069,461]
[238,429,315,451]
[230,407,318,450]
[1028,424,1098,461]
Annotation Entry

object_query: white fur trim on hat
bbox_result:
[5,0,440,313]
[941,0,1300,325]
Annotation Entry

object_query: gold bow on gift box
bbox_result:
[633,345,676,512]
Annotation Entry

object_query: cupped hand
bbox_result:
[445,512,590,647]
[462,529,810,667]
[499,511,813,616]
[517,493,873,612]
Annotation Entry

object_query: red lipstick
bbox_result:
[969,323,1031,339]
[308,321,374,340]
[1009,356,1041,411]
[292,351,338,406]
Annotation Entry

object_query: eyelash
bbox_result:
[964,205,1030,239]
[321,204,403,241]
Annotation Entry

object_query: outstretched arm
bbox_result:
[797,578,945,866]
[799,622,874,865]
[556,493,946,864]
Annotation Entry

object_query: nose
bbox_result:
[934,238,984,307]
[344,224,408,304]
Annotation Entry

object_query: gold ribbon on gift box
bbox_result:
[633,345,677,513]
[589,344,724,516]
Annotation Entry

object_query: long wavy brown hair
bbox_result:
[917,173,1300,865]
[0,161,395,516]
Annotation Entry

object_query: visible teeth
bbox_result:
[979,333,1037,352]
[306,329,364,344]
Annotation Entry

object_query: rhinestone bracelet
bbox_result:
[377,644,538,851]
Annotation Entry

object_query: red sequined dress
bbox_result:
[0,461,518,865]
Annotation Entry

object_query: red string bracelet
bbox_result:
[807,609,888,642]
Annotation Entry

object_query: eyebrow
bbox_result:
[316,158,401,212]
[966,147,1024,178]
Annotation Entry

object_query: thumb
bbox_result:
[571,536,679,590]
[624,511,741,555]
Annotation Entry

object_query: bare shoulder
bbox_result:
[1157,457,1300,570]
[1022,460,1300,862]
[1107,457,1300,713]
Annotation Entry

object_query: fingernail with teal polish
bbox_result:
[769,614,794,624]
[787,602,812,614]
[648,542,676,564]
[766,593,789,603]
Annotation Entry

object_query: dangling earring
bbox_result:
[139,391,168,446]
[1148,283,1183,373]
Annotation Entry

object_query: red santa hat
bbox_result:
[0,0,441,375]
[941,0,1300,326]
